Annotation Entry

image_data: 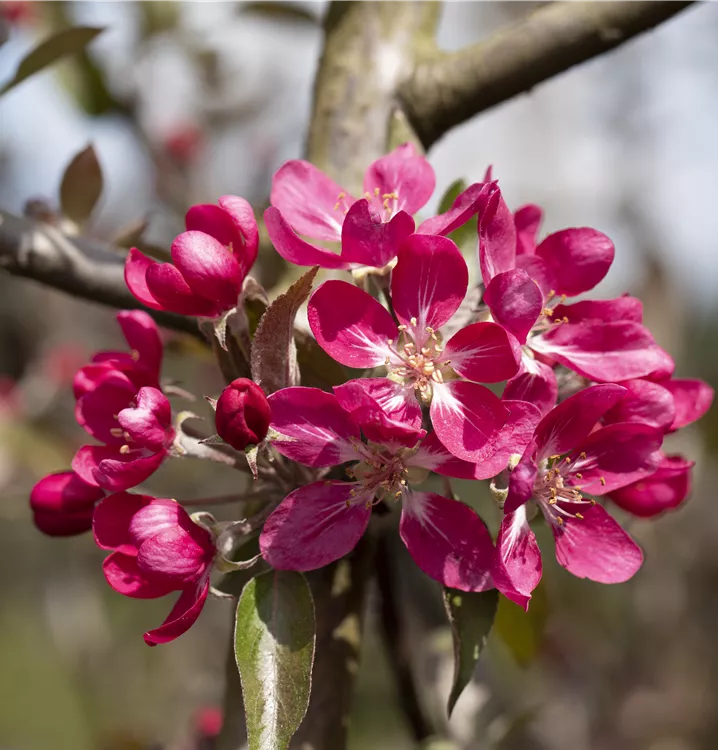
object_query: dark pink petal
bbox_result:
[504,456,538,514]
[443,321,521,382]
[417,182,489,236]
[400,491,494,592]
[609,455,693,517]
[406,431,483,480]
[514,254,553,297]
[603,379,675,431]
[72,444,110,487]
[218,195,259,274]
[430,380,509,462]
[93,491,152,551]
[146,262,220,316]
[144,578,210,646]
[503,357,558,416]
[95,450,167,492]
[270,160,352,243]
[392,234,468,330]
[549,503,642,584]
[363,143,435,216]
[340,377,422,430]
[492,506,542,610]
[478,185,516,286]
[264,206,352,269]
[75,371,137,444]
[535,228,614,296]
[268,387,360,467]
[118,386,173,451]
[126,498,184,546]
[116,310,163,383]
[30,471,104,537]
[73,362,117,399]
[483,269,543,344]
[260,482,372,570]
[553,296,643,324]
[216,378,272,451]
[137,527,213,583]
[171,230,243,310]
[33,509,95,537]
[103,551,176,599]
[569,422,663,494]
[125,249,163,310]
[340,200,414,268]
[514,204,543,256]
[532,321,673,382]
[663,378,714,431]
[534,383,626,460]
[308,280,396,367]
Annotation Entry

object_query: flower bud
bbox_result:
[215,379,271,451]
[30,471,105,536]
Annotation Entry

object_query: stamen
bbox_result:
[556,517,564,525]
[110,427,124,438]
[410,317,418,326]
[599,476,606,486]
[575,512,584,520]
[119,445,131,455]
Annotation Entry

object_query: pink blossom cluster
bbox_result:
[30,145,712,643]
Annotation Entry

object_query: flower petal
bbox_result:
[144,578,210,646]
[75,371,137,444]
[340,200,414,268]
[103,551,177,599]
[663,378,714,431]
[125,249,163,310]
[492,506,542,610]
[268,387,360,467]
[260,481,372,571]
[552,296,643,324]
[478,184,516,286]
[602,379,675,431]
[483,269,543,344]
[145,262,220,316]
[502,357,558,416]
[504,457,538,514]
[514,204,543,256]
[116,310,163,383]
[93,491,153,551]
[118,386,173,452]
[417,181,488,236]
[308,280,396,367]
[429,380,509,462]
[443,321,521,383]
[95,449,167,492]
[400,491,494,592]
[549,503,643,584]
[392,234,468,330]
[137,526,212,583]
[339,377,422,430]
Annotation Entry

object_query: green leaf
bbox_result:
[235,570,316,750]
[443,587,498,717]
[250,267,318,395]
[493,578,548,667]
[1,26,104,96]
[438,178,467,215]
[59,144,103,225]
[294,329,348,389]
[241,2,319,24]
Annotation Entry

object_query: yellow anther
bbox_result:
[130,349,140,361]
[410,317,418,326]
[546,290,556,300]
[337,192,345,199]
[556,517,564,525]
[425,326,434,333]
[110,427,124,438]
[599,476,606,486]
[374,187,380,196]
[564,456,572,464]
[397,324,407,331]
[387,339,394,346]
[579,452,587,460]
[345,499,351,508]
[575,472,582,479]
[548,498,557,505]
[542,308,554,317]
[334,202,340,211]
[119,444,131,455]
[549,454,561,461]
[575,512,584,520]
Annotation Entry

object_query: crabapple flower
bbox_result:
[309,233,521,461]
[215,378,271,450]
[492,384,663,609]
[93,492,216,645]
[30,471,105,536]
[479,188,672,412]
[261,384,539,590]
[265,143,432,271]
[125,196,258,317]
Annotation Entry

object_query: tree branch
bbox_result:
[0,209,201,338]
[400,0,696,149]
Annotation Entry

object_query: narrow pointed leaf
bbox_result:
[1,26,104,96]
[493,578,548,666]
[438,178,467,214]
[60,144,103,225]
[443,586,498,717]
[235,570,316,750]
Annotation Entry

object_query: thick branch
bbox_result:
[401,1,696,149]
[0,209,200,338]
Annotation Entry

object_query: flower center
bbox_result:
[364,186,400,222]
[529,289,569,338]
[346,442,410,506]
[534,453,597,526]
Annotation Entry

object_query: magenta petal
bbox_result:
[268,387,360,467]
[218,195,259,274]
[96,450,166,492]
[308,280,397,368]
[503,358,558,417]
[93,491,152,551]
[363,143,435,216]
[392,234,468,330]
[443,321,521,383]
[532,321,673,382]
[33,509,95,537]
[264,206,352,269]
[260,482,372,571]
[663,378,714,431]
[270,160,351,242]
[339,377,422,430]
[72,444,110,487]
[553,296,643,324]
[125,249,163,310]
[535,228,614,296]
[145,262,220,317]
[534,383,626,460]
[340,200,414,268]
[127,498,184,546]
[492,506,542,610]
[514,204,543,256]
[430,380,509,462]
[406,431,484,480]
[137,527,212,583]
[103,552,176,599]
[550,503,642,584]
[418,181,488,236]
[76,372,136,444]
[603,379,675,431]
[30,471,103,513]
[484,270,543,345]
[116,310,162,382]
[144,578,210,646]
[400,492,494,592]
[504,457,538,514]
[118,386,173,451]
[478,185,516,286]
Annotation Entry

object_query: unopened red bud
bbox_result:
[30,471,105,537]
[215,378,271,451]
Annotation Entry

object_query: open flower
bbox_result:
[125,196,258,317]
[308,233,521,461]
[260,383,540,591]
[30,471,105,536]
[492,384,663,609]
[93,492,216,645]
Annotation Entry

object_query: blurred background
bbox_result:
[1,2,717,749]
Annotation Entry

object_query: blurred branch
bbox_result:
[400,0,696,149]
[0,209,200,338]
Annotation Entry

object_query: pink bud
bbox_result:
[215,379,271,450]
[30,471,104,536]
